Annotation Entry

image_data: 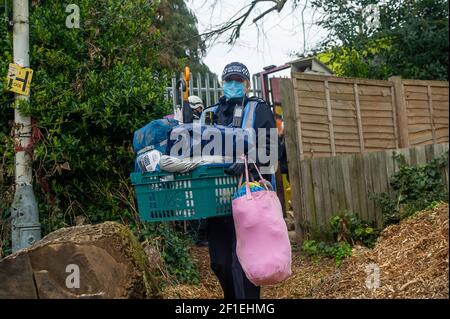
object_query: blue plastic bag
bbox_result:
[166,123,256,161]
[133,119,179,154]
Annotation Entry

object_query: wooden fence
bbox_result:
[294,143,449,242]
[279,74,449,243]
[399,78,449,147]
[286,73,449,159]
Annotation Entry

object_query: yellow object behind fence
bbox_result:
[282,174,291,210]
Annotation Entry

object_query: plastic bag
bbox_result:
[166,123,255,162]
[133,119,179,154]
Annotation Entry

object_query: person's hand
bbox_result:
[225,163,245,176]
[225,162,258,176]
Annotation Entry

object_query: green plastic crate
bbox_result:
[130,165,238,222]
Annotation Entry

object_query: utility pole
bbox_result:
[11,0,41,252]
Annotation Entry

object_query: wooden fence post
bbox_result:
[390,76,410,148]
[353,83,365,152]
[324,80,336,156]
[280,79,304,245]
[427,85,437,143]
[390,86,400,149]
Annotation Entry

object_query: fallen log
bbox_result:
[0,221,161,299]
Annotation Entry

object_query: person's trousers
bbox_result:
[206,215,260,299]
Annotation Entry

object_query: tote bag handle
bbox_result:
[237,155,269,200]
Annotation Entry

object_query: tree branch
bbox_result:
[253,0,288,23]
[301,0,308,54]
[201,0,289,45]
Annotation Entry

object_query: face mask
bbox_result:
[223,81,245,100]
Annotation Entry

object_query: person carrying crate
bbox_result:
[205,62,277,299]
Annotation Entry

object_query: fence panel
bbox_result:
[290,73,449,158]
[402,79,449,147]
[292,73,400,159]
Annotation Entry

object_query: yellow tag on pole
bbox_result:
[6,63,33,96]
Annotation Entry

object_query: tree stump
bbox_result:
[0,221,161,299]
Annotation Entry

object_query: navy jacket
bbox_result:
[210,96,277,174]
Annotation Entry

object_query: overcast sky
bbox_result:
[186,0,327,79]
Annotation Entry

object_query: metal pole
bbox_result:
[11,0,41,252]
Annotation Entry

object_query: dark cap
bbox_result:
[222,62,250,82]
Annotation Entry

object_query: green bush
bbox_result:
[0,0,169,246]
[0,0,13,258]
[302,213,379,266]
[370,151,449,227]
[135,223,200,285]
[330,213,379,249]
[302,240,352,267]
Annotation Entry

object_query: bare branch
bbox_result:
[201,0,289,45]
[301,0,309,54]
[201,2,255,44]
[253,0,288,23]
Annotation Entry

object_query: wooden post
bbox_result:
[275,167,287,217]
[391,86,400,149]
[324,80,336,156]
[390,76,409,148]
[427,85,436,143]
[272,105,287,217]
[292,79,305,160]
[353,83,365,152]
[280,79,304,244]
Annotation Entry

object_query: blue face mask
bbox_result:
[223,81,245,100]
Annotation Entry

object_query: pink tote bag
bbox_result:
[232,157,292,286]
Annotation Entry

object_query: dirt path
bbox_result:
[162,203,449,299]
[162,246,337,299]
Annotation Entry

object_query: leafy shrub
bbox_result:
[135,223,200,285]
[330,213,379,249]
[303,213,379,266]
[0,0,14,259]
[1,0,170,252]
[370,152,449,227]
[303,240,352,267]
